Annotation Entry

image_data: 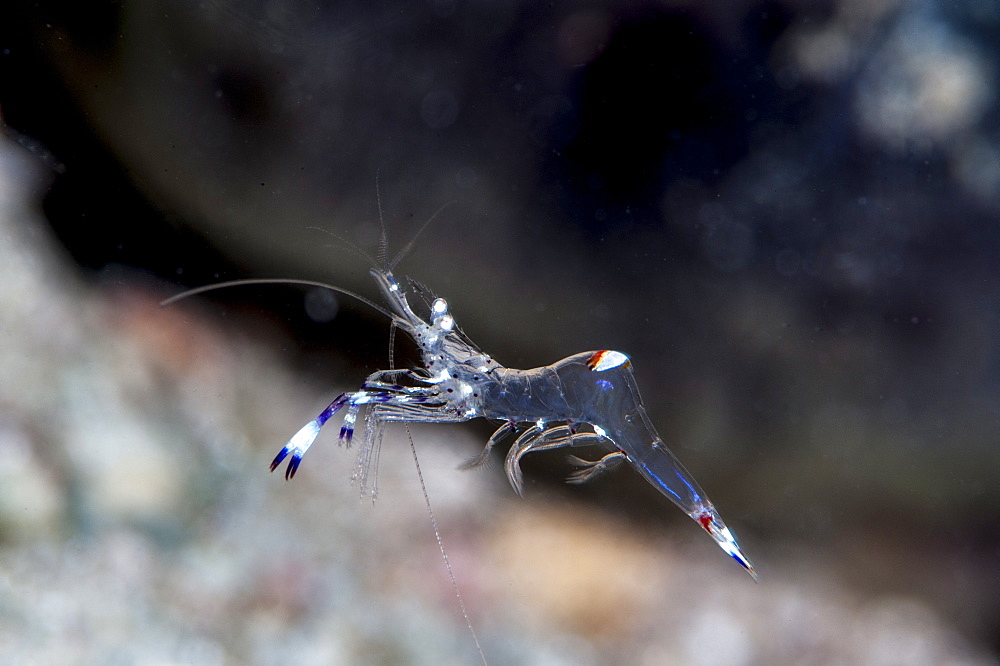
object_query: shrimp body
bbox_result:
[270,268,757,580]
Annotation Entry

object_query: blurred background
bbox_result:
[2,0,1000,663]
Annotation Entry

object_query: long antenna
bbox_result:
[160,278,394,321]
[388,317,486,664]
[389,200,456,271]
[375,170,390,271]
[303,225,378,269]
[405,424,487,665]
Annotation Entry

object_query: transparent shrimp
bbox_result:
[259,266,758,581]
[164,194,756,580]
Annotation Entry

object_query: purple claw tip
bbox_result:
[285,454,302,480]
[269,446,290,472]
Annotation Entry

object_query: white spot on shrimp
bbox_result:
[587,350,630,371]
[287,420,322,454]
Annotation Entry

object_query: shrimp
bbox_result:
[264,266,758,581]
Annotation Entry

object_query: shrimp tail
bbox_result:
[695,508,759,582]
[632,449,758,581]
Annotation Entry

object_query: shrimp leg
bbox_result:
[349,401,475,499]
[566,451,627,484]
[503,425,545,497]
[502,424,611,495]
[459,421,517,471]
[269,376,452,480]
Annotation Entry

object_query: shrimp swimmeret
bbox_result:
[201,261,759,581]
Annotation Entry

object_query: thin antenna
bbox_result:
[389,200,456,271]
[160,278,394,320]
[304,226,378,269]
[375,171,390,271]
[388,318,485,662]
[405,424,488,665]
[388,321,398,372]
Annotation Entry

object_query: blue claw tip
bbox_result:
[269,446,290,472]
[285,454,302,480]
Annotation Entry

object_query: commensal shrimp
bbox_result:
[267,266,758,580]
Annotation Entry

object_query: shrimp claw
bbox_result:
[270,419,322,479]
[269,392,354,479]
